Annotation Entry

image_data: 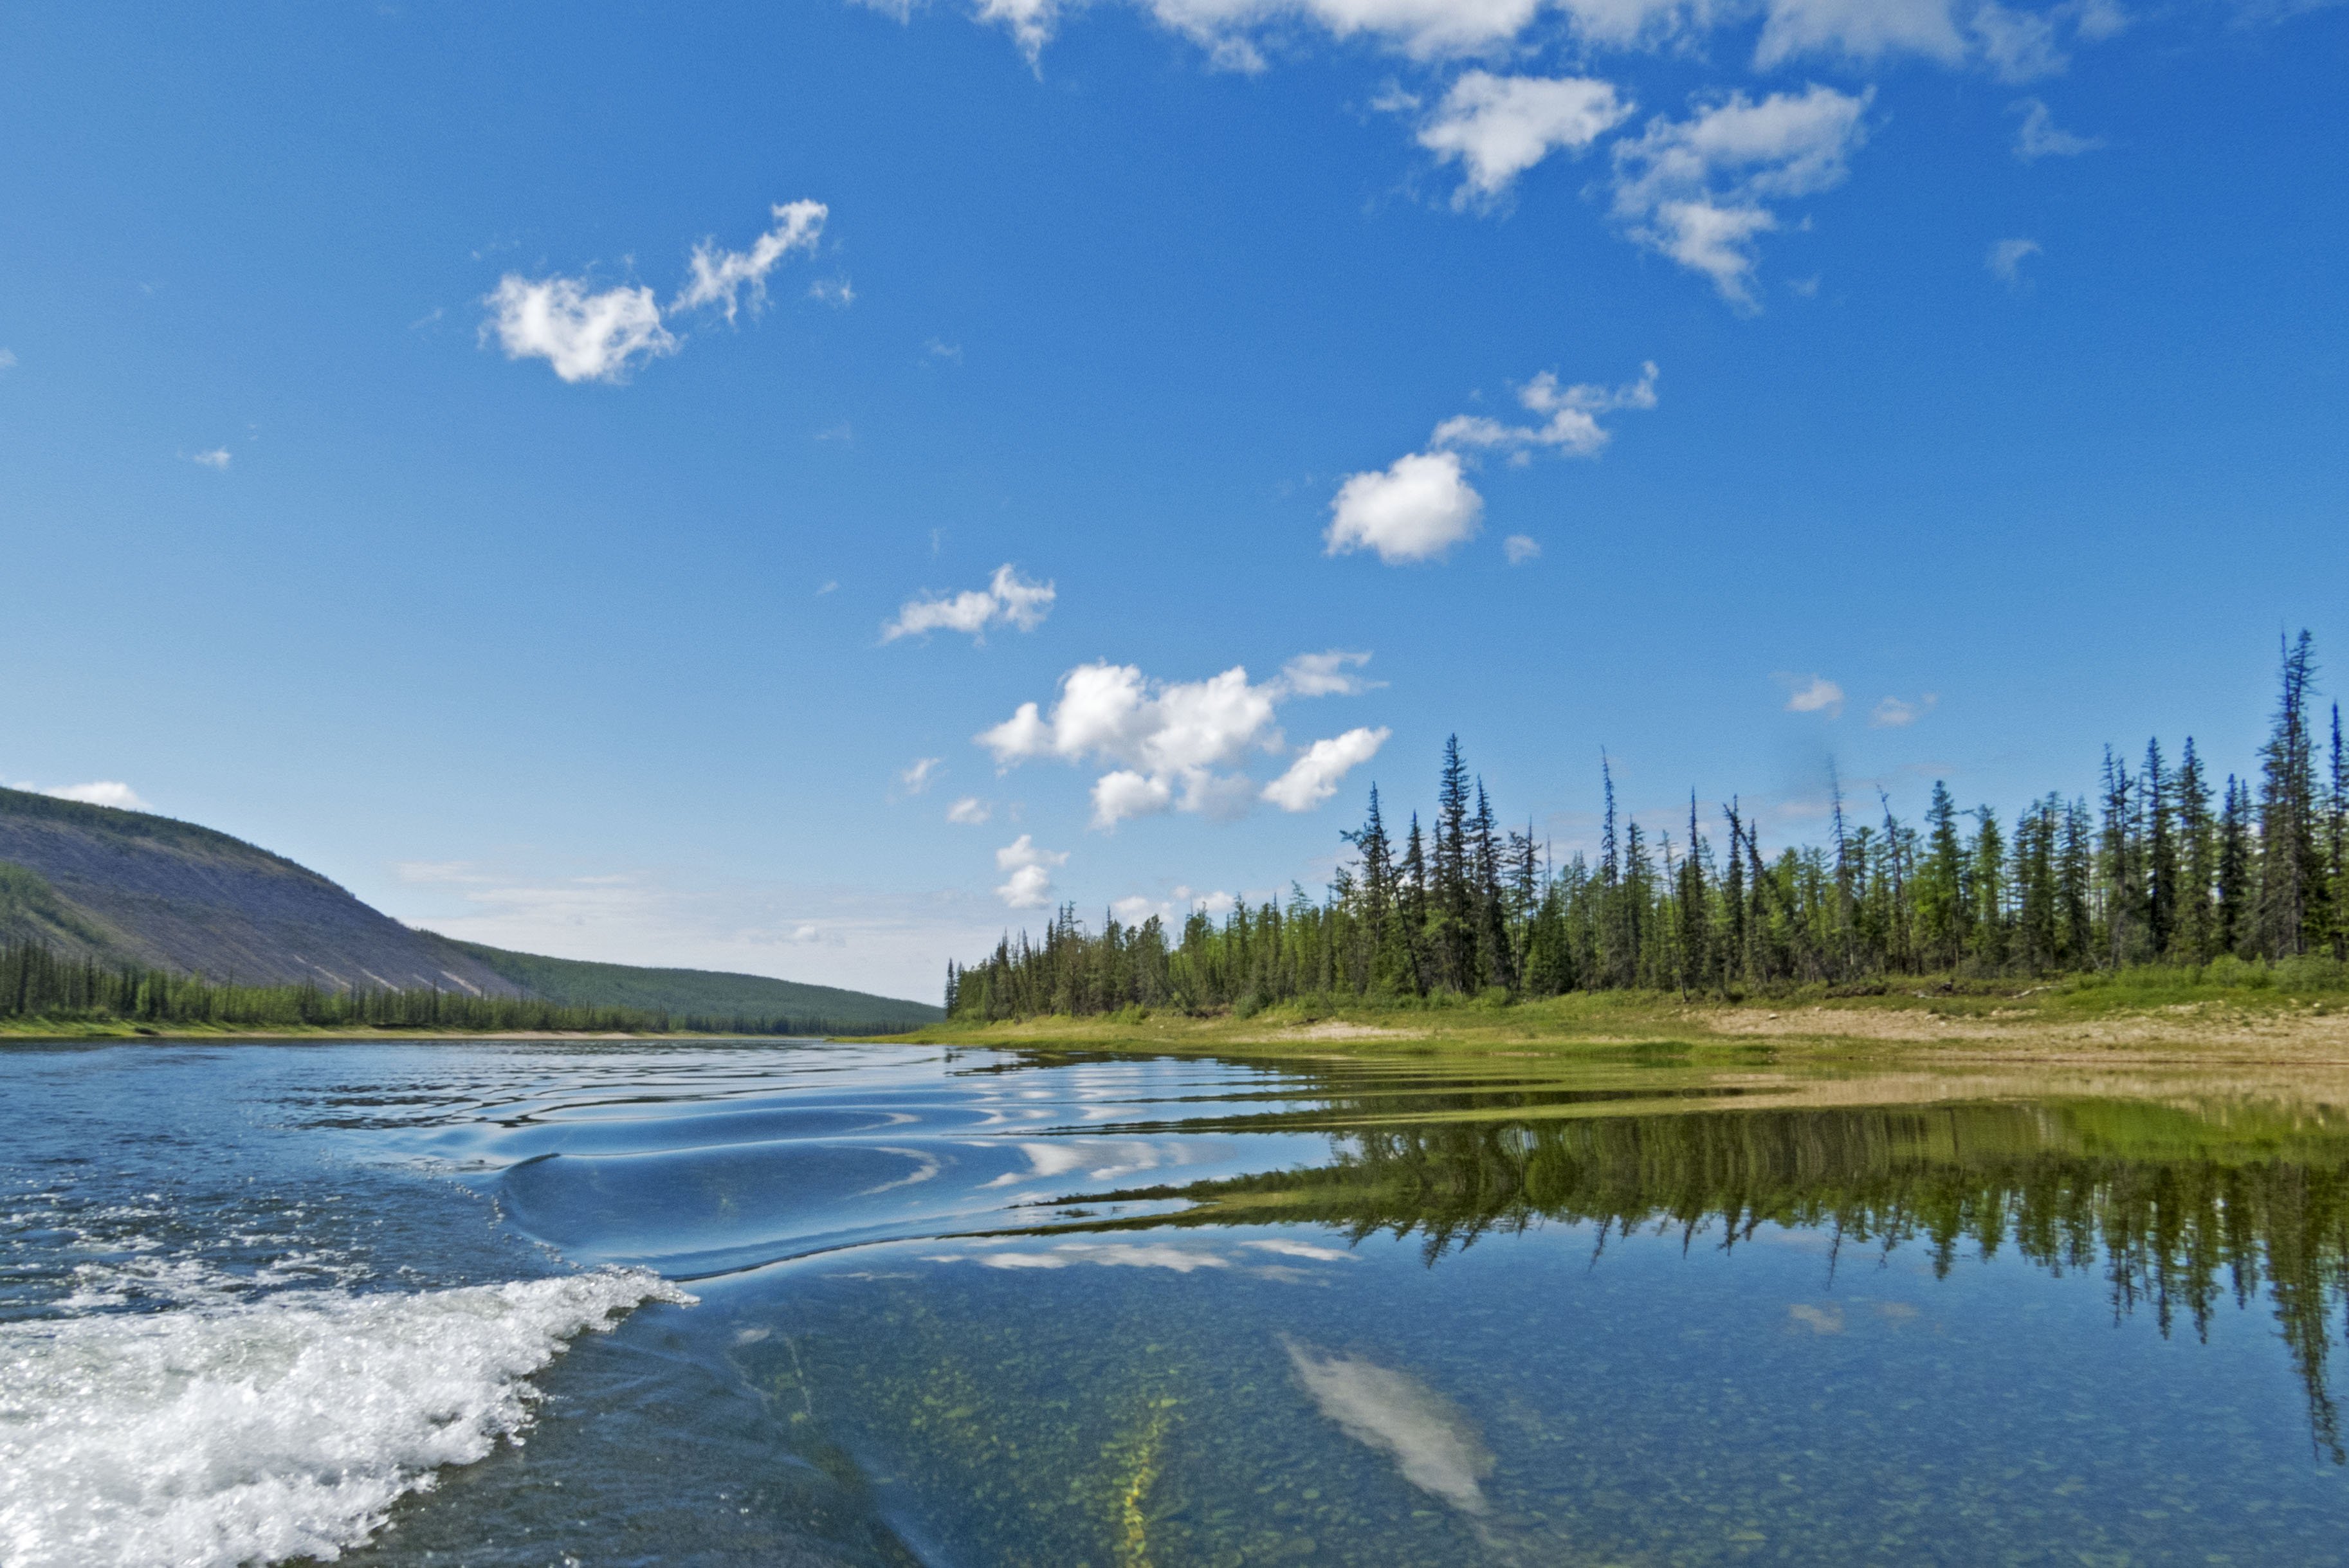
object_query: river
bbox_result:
[6,1037,2348,1564]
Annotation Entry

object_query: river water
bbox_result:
[6,1038,2349,1565]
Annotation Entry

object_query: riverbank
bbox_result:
[885,972,2349,1066]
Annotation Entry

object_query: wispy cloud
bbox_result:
[947,796,994,825]
[1987,236,2042,286]
[673,200,828,322]
[1504,534,1542,565]
[187,447,232,470]
[2011,97,2104,160]
[900,756,944,794]
[1871,693,1939,727]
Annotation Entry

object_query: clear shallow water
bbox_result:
[6,1041,2349,1565]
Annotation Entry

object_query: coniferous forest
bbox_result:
[947,633,2349,1021]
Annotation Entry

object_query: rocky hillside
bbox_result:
[0,787,522,994]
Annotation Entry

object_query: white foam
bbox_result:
[0,1270,693,1568]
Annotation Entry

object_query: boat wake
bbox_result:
[0,1268,693,1568]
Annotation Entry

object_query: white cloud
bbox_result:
[947,796,994,825]
[2011,97,2103,160]
[1971,2,2065,79]
[1115,886,1239,925]
[484,275,676,383]
[1754,0,1965,67]
[1504,534,1542,564]
[1326,451,1483,563]
[1262,726,1391,812]
[1279,649,1379,697]
[39,781,149,810]
[1431,361,1658,459]
[807,277,856,307]
[1143,0,1551,63]
[1286,1342,1494,1515]
[882,564,1057,643]
[994,834,1068,907]
[1870,693,1938,727]
[980,655,1375,827]
[0,349,15,371]
[900,756,944,794]
[1611,87,1872,307]
[187,448,232,470]
[1416,72,1631,206]
[1987,235,2042,285]
[1784,675,1845,716]
[925,338,964,363]
[673,200,828,322]
[1092,769,1177,827]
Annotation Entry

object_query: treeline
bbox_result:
[0,939,884,1036]
[948,632,2349,1019]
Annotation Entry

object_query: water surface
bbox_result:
[6,1039,2349,1564]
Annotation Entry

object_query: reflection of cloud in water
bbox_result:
[1787,1302,1845,1335]
[926,1242,1230,1273]
[1285,1340,1494,1515]
[857,1147,943,1196]
[979,1142,1090,1187]
[1243,1239,1355,1263]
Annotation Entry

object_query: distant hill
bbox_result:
[0,786,940,1029]
[0,787,520,996]
[432,939,942,1030]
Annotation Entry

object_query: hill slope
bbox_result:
[433,939,942,1029]
[0,788,520,995]
[0,786,940,1028]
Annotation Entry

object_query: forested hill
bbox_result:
[0,787,520,996]
[432,939,942,1030]
[0,787,940,1026]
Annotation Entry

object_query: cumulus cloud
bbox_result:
[900,756,944,794]
[484,275,675,383]
[673,201,828,322]
[979,655,1377,826]
[1610,86,1871,307]
[1987,236,2042,285]
[1326,451,1483,564]
[1871,693,1938,727]
[1504,534,1542,565]
[1416,72,1631,206]
[1432,361,1658,460]
[947,796,994,825]
[2011,97,2103,160]
[882,564,1056,643]
[994,834,1068,907]
[1262,727,1391,812]
[1784,675,1845,716]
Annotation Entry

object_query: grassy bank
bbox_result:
[892,962,2349,1063]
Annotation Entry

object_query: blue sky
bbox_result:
[3,0,2343,999]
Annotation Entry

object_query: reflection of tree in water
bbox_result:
[1140,1100,2349,1459]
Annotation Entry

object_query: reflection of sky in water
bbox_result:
[17,1039,2349,1565]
